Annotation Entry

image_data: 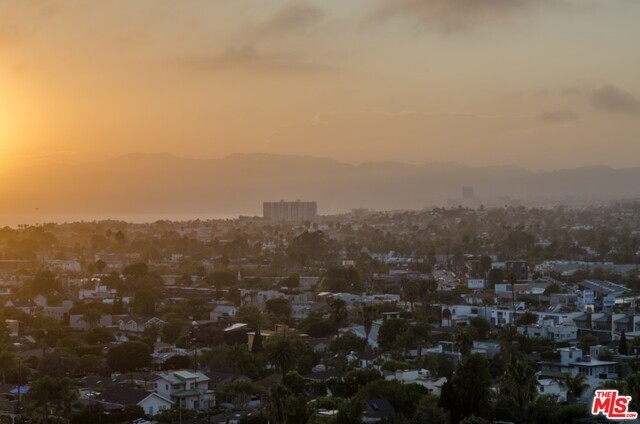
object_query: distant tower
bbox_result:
[462,186,474,200]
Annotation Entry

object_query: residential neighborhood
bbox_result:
[2,203,640,423]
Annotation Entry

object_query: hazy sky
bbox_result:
[1,0,640,170]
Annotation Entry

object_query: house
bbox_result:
[4,299,38,315]
[153,370,214,410]
[210,305,237,323]
[0,384,29,414]
[384,370,448,395]
[536,376,567,401]
[43,300,73,321]
[33,295,48,307]
[95,386,173,417]
[152,344,189,366]
[339,321,382,349]
[117,316,165,334]
[206,372,249,393]
[517,324,578,342]
[364,399,395,423]
[247,325,307,352]
[346,351,377,369]
[5,320,19,337]
[69,314,113,331]
[537,347,618,402]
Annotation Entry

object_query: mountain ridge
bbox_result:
[1,153,639,215]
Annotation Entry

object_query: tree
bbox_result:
[163,355,191,370]
[287,231,328,266]
[86,327,115,345]
[0,350,16,384]
[30,376,76,424]
[122,262,148,278]
[418,279,438,318]
[401,279,420,313]
[356,379,428,417]
[280,274,300,289]
[94,259,106,273]
[77,354,102,375]
[0,317,10,346]
[131,289,158,316]
[543,283,566,296]
[559,372,589,403]
[265,336,301,377]
[440,353,492,422]
[329,333,367,356]
[360,305,376,351]
[266,298,291,321]
[414,394,450,424]
[324,267,362,293]
[206,270,237,289]
[107,341,151,372]
[162,319,185,344]
[28,270,59,295]
[82,308,102,330]
[499,360,538,423]
[410,322,431,359]
[221,380,266,411]
[299,313,335,338]
[455,328,475,358]
[516,311,538,327]
[378,318,409,352]
[620,330,629,355]
[469,317,491,340]
[114,230,125,243]
[40,351,79,377]
[330,298,349,337]
[336,398,363,424]
[578,334,599,353]
[236,305,263,331]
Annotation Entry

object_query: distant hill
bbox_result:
[1,153,640,216]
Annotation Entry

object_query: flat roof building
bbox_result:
[263,200,317,221]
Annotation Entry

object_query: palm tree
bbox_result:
[30,375,60,424]
[59,377,78,424]
[500,360,538,423]
[266,336,300,377]
[401,279,419,313]
[0,349,16,384]
[559,372,590,403]
[360,305,376,352]
[455,328,474,358]
[330,298,348,337]
[412,322,431,360]
[419,279,438,319]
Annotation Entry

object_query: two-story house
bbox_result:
[153,370,214,410]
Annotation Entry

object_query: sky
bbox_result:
[1,0,640,170]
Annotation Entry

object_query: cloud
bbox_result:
[0,1,62,45]
[257,3,325,35]
[179,45,333,76]
[538,110,580,124]
[368,0,553,32]
[591,84,640,113]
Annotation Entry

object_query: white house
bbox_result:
[117,316,165,334]
[94,386,173,417]
[153,370,214,410]
[537,347,618,402]
[210,305,237,322]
